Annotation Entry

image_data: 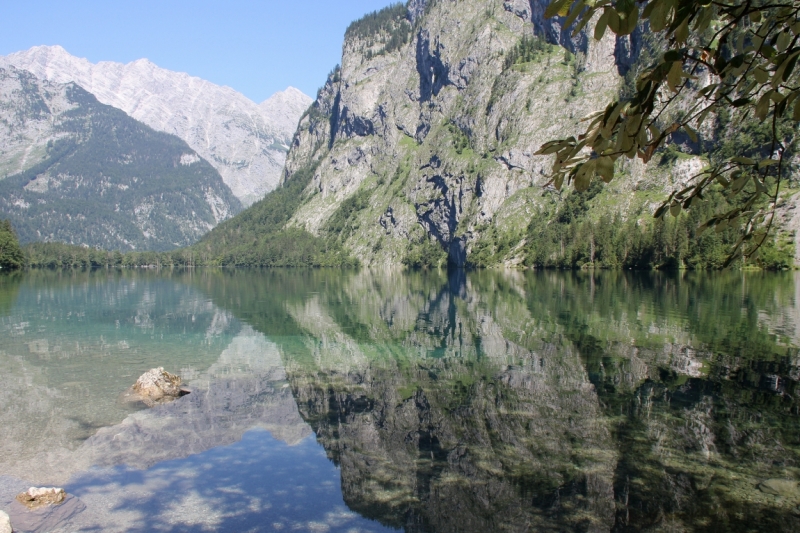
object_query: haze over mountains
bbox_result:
[0,45,312,206]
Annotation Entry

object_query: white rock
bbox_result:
[132,367,184,406]
[0,510,11,533]
[16,487,66,509]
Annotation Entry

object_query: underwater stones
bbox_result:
[0,510,11,533]
[15,487,66,510]
[8,491,86,531]
[758,479,800,499]
[131,367,186,407]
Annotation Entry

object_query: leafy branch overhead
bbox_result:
[537,0,800,264]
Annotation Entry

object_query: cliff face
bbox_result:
[280,0,662,267]
[0,45,312,206]
[0,66,241,251]
[273,0,795,269]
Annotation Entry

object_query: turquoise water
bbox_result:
[0,269,799,532]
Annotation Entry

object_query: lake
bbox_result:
[0,268,799,532]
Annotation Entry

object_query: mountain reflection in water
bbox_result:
[0,269,799,532]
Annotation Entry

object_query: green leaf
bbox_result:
[594,11,609,40]
[753,67,769,84]
[684,124,698,143]
[563,0,586,30]
[732,156,755,165]
[670,201,681,217]
[667,61,683,92]
[773,50,800,87]
[794,99,800,121]
[648,0,671,33]
[782,53,799,82]
[755,92,771,120]
[606,7,621,34]
[544,0,570,19]
[616,0,635,16]
[574,160,595,192]
[596,156,614,182]
[675,18,689,43]
[537,141,566,155]
[777,31,792,52]
[618,10,639,36]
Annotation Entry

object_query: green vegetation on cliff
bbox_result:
[345,2,411,57]
[188,164,357,267]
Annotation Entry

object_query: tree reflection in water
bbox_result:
[191,268,800,532]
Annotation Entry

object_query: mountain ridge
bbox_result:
[0,65,242,251]
[0,45,312,206]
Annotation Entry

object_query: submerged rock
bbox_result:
[15,487,66,510]
[0,510,11,533]
[130,367,186,407]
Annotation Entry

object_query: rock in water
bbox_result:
[132,367,183,406]
[0,510,11,533]
[15,487,66,510]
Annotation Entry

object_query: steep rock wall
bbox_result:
[281,0,637,267]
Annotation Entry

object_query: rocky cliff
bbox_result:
[0,66,241,250]
[262,0,794,269]
[0,45,312,206]
[277,0,626,266]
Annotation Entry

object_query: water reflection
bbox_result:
[0,270,393,532]
[194,269,800,532]
[0,269,799,532]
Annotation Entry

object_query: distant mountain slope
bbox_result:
[0,66,242,251]
[0,45,312,206]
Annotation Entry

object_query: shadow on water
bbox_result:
[64,430,395,533]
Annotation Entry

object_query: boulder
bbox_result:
[0,510,11,533]
[758,479,800,499]
[15,487,66,510]
[131,367,185,406]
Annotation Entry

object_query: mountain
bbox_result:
[0,66,242,251]
[195,0,796,269]
[0,45,313,206]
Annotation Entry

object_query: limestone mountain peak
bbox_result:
[0,45,312,206]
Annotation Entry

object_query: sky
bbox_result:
[0,0,400,103]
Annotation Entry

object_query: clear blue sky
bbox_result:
[0,0,400,102]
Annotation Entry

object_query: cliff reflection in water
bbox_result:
[196,269,800,532]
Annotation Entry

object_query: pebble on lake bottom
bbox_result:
[0,510,11,533]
